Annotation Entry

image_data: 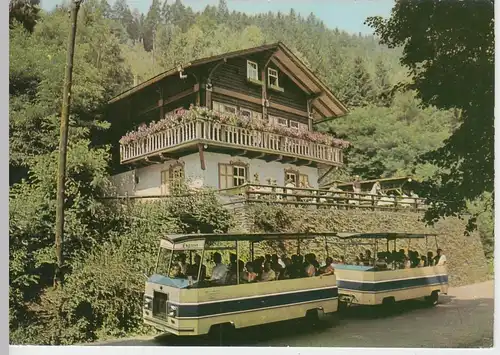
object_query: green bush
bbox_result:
[11,190,234,345]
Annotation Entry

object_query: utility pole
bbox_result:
[54,0,83,289]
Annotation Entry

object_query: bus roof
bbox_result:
[336,232,437,240]
[161,232,438,244]
[162,232,341,244]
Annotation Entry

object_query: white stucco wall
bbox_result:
[109,152,319,197]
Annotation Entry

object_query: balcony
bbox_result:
[219,183,429,212]
[120,119,345,166]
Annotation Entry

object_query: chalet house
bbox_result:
[105,42,349,197]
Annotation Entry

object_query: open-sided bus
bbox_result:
[143,232,340,336]
[332,233,449,309]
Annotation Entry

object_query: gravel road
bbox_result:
[95,280,494,348]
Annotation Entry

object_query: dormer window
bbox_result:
[247,60,259,81]
[268,68,279,87]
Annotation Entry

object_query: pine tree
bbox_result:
[217,0,229,22]
[374,59,393,107]
[143,0,162,52]
[348,56,375,108]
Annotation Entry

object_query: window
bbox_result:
[284,168,299,186]
[170,165,184,190]
[223,105,237,114]
[160,162,185,195]
[299,174,309,187]
[290,121,300,130]
[277,117,288,126]
[269,115,288,126]
[240,108,263,120]
[247,60,259,80]
[219,163,248,189]
[299,123,309,131]
[268,68,279,87]
[240,108,252,118]
[213,101,237,114]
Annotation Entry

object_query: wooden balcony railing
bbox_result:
[219,183,429,212]
[120,120,343,165]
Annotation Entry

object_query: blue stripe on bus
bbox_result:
[173,287,339,318]
[337,275,448,292]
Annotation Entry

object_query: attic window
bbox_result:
[247,60,259,80]
[268,68,279,87]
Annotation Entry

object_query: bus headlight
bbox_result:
[143,294,153,310]
[167,303,178,317]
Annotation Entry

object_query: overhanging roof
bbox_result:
[162,232,341,244]
[108,42,348,120]
[337,233,437,240]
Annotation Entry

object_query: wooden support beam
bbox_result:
[159,86,164,119]
[198,143,206,170]
[266,154,283,162]
[211,86,262,106]
[138,85,200,116]
[261,68,268,118]
[269,101,309,118]
[232,150,248,157]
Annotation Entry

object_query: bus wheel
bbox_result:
[305,308,337,328]
[424,291,439,306]
[381,297,396,314]
[305,308,324,328]
[208,323,235,344]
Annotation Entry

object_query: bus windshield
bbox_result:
[156,247,206,282]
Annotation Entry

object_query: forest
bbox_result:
[9,0,493,344]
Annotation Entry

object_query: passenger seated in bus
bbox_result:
[279,255,286,268]
[404,255,411,269]
[187,254,206,280]
[408,250,418,268]
[310,254,320,274]
[242,262,258,282]
[364,250,373,266]
[419,255,427,267]
[289,255,300,278]
[435,248,447,266]
[279,257,292,280]
[339,256,346,264]
[229,253,237,270]
[260,262,276,281]
[178,253,189,275]
[374,256,387,271]
[226,259,245,285]
[427,251,434,266]
[320,257,335,275]
[253,256,264,275]
[304,254,316,277]
[265,254,272,264]
[170,264,185,279]
[210,252,228,285]
[358,252,365,264]
[271,254,284,278]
